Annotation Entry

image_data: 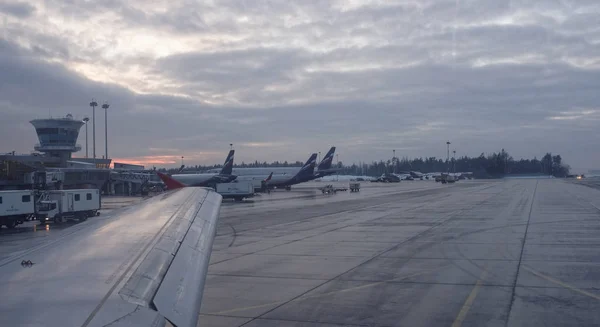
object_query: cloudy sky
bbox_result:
[0,0,599,171]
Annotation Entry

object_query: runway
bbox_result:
[1,179,599,326]
[202,179,600,327]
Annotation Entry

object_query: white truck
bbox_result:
[216,182,255,202]
[37,189,101,224]
[0,190,36,229]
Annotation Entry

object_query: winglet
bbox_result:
[157,172,187,190]
[264,172,273,182]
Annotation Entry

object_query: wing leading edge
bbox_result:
[0,187,222,327]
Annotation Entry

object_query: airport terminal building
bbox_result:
[0,115,122,192]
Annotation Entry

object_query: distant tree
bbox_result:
[541,153,553,175]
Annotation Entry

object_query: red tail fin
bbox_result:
[156,172,187,190]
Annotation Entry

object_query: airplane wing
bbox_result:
[0,187,222,327]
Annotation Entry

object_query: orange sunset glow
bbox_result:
[111,152,225,168]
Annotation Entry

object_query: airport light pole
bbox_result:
[102,102,109,161]
[318,152,321,164]
[446,141,451,172]
[230,143,233,150]
[90,100,98,164]
[181,156,184,167]
[83,117,89,158]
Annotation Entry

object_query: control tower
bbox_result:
[30,114,83,165]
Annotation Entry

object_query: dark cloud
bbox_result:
[0,1,36,18]
[0,40,130,111]
[1,1,599,171]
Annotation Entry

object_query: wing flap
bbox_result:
[105,307,166,327]
[153,191,221,327]
[118,189,220,320]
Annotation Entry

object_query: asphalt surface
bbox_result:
[1,180,599,326]
[571,176,600,191]
[202,179,600,327]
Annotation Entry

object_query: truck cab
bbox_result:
[36,201,58,222]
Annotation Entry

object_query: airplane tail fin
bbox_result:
[177,165,185,173]
[317,146,336,171]
[220,150,235,175]
[295,153,318,179]
[156,172,186,190]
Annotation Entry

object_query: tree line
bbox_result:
[335,150,569,178]
[166,149,569,178]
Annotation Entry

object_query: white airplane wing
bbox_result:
[0,187,221,327]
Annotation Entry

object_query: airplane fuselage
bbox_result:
[171,173,237,187]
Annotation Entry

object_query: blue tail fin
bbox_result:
[295,153,317,179]
[220,150,235,175]
[317,146,336,171]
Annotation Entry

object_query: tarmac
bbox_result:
[202,179,600,327]
[1,179,599,326]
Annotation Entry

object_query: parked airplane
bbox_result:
[372,173,401,183]
[0,186,222,327]
[168,150,236,187]
[206,146,338,179]
[397,171,424,179]
[314,146,340,178]
[266,153,318,190]
[237,153,318,190]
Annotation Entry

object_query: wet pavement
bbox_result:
[203,179,600,327]
[1,180,599,326]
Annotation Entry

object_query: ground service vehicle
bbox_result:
[0,190,35,228]
[438,174,456,184]
[350,183,361,192]
[320,185,336,194]
[216,182,255,201]
[37,189,101,223]
[320,185,349,194]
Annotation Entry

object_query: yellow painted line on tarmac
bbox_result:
[523,265,600,301]
[208,265,450,316]
[451,269,488,327]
